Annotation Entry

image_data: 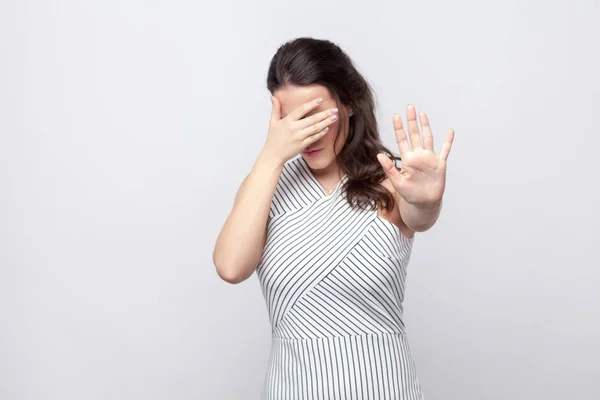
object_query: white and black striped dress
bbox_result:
[256,155,423,399]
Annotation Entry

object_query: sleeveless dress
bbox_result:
[256,155,424,400]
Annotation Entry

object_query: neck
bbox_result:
[310,160,344,181]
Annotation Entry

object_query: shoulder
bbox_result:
[378,175,415,239]
[271,157,301,188]
[281,155,303,176]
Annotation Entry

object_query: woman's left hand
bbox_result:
[376,104,454,209]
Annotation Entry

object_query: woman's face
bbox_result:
[274,84,352,172]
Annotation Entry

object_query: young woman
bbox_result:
[213,37,454,399]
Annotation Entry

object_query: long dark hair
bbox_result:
[266,37,402,213]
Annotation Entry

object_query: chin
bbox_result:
[304,155,331,170]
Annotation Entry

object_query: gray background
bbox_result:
[1,0,599,399]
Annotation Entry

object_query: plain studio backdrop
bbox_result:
[1,0,599,399]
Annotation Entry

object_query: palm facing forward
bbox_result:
[376,104,455,208]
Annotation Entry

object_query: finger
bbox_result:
[439,128,455,161]
[376,152,403,183]
[419,111,434,152]
[407,104,422,149]
[393,114,411,157]
[269,96,281,123]
[287,97,324,121]
[299,111,338,140]
[301,126,330,148]
[295,107,338,130]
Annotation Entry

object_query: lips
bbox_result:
[303,148,322,157]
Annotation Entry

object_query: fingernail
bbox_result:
[316,98,323,104]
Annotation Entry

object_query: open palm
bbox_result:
[376,105,455,208]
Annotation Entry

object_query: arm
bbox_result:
[397,193,443,232]
[376,105,455,234]
[212,151,283,284]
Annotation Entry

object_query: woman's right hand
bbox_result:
[261,96,339,166]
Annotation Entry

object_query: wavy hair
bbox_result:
[266,37,402,212]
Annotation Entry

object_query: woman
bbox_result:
[213,37,454,399]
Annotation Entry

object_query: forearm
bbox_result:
[213,150,283,283]
[398,196,443,232]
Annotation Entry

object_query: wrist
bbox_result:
[256,149,285,170]
[410,199,443,212]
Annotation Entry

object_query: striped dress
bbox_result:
[256,155,423,399]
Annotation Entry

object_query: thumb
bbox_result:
[377,153,407,195]
[377,153,403,181]
[270,96,281,123]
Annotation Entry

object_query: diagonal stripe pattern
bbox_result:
[256,155,423,399]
